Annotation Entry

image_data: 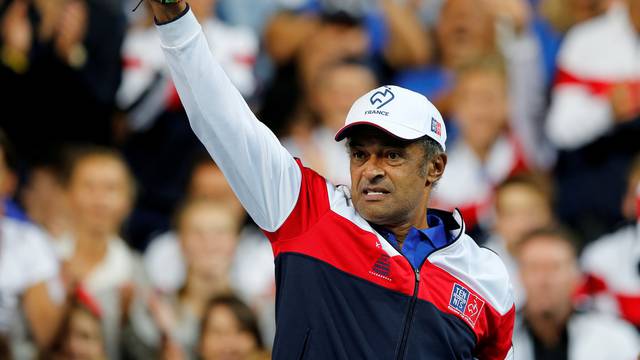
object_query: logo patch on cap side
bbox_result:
[448,283,485,327]
[431,117,442,136]
[370,88,395,109]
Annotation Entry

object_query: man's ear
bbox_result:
[426,153,447,187]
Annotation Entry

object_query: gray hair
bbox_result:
[417,136,444,178]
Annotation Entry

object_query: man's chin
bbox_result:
[355,202,395,225]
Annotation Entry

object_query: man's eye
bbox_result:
[352,151,365,160]
[387,152,400,160]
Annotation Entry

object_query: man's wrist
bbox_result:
[148,0,188,24]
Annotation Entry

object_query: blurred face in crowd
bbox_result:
[518,235,580,321]
[436,0,495,68]
[178,201,238,279]
[311,63,377,132]
[61,308,106,360]
[66,155,133,237]
[199,304,259,360]
[22,166,70,238]
[495,183,553,255]
[453,69,508,158]
[189,162,244,221]
[349,127,446,228]
[621,164,640,220]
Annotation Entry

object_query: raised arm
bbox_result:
[149,1,301,232]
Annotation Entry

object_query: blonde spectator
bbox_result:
[432,55,529,229]
[127,199,241,359]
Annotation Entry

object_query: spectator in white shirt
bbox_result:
[60,146,143,360]
[432,55,529,230]
[545,0,640,241]
[578,154,640,328]
[0,130,64,358]
[513,226,640,360]
[117,0,258,133]
[128,199,241,358]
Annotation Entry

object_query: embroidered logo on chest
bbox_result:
[369,254,392,281]
[448,283,485,326]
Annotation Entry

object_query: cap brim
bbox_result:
[334,121,425,142]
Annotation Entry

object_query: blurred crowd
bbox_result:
[1,0,640,359]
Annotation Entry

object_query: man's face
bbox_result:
[518,236,579,319]
[200,305,258,360]
[349,127,435,227]
[453,70,508,153]
[179,202,238,279]
[312,64,377,132]
[66,156,132,236]
[495,184,553,254]
[436,0,495,68]
[189,163,244,220]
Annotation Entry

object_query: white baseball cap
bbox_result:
[334,85,447,151]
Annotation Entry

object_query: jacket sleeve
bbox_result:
[476,304,516,360]
[155,8,302,232]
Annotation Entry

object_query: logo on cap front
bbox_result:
[370,88,395,109]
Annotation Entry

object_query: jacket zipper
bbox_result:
[386,211,466,359]
[396,266,420,360]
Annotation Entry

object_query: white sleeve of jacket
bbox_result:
[545,85,613,150]
[156,9,301,232]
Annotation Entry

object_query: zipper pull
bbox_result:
[415,269,420,283]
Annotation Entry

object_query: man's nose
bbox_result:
[362,157,385,182]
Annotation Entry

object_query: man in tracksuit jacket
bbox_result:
[147,1,515,358]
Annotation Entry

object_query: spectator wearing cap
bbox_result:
[513,226,640,359]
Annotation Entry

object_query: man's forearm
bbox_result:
[153,7,302,232]
[148,0,188,24]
